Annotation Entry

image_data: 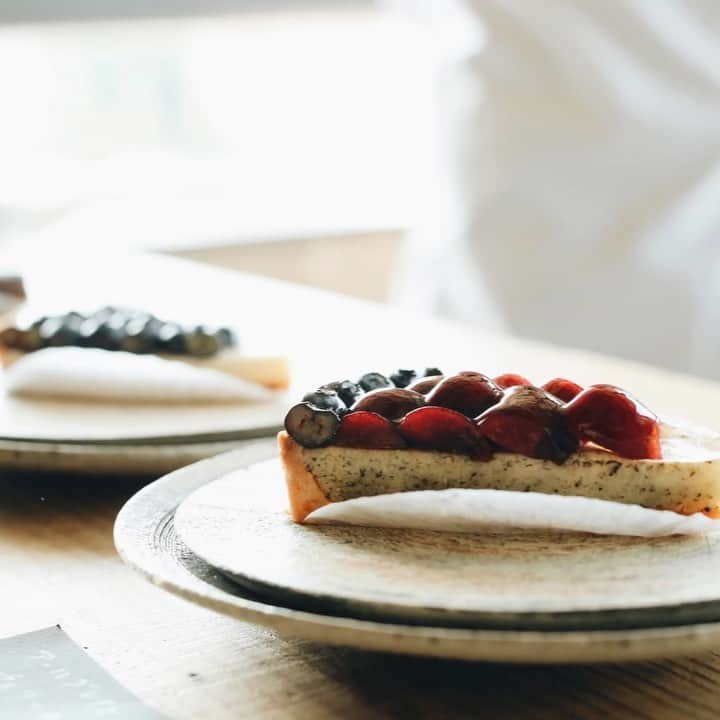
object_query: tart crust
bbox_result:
[278,430,720,522]
[278,431,330,521]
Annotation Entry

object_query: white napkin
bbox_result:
[3,347,271,403]
[307,489,720,537]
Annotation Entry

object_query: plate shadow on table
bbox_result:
[153,522,720,720]
[0,469,152,554]
[277,637,720,720]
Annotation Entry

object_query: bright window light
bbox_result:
[0,9,433,250]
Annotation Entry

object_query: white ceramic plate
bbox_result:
[0,436,256,475]
[115,444,720,662]
[0,389,286,444]
[173,459,720,630]
[0,386,285,474]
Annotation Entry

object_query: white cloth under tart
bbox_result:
[3,347,272,403]
[307,487,720,537]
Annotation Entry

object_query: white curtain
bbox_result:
[391,0,720,379]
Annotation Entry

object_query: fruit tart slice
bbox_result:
[0,306,289,392]
[279,369,720,522]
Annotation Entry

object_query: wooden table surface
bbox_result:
[3,250,720,719]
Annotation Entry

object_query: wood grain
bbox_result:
[5,251,720,717]
[3,458,720,719]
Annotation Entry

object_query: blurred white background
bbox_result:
[3,1,720,381]
[0,3,429,250]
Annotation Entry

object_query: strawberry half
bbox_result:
[334,411,407,449]
[399,406,493,459]
[494,373,532,389]
[542,377,583,403]
[476,386,579,464]
[564,384,661,460]
[425,373,502,418]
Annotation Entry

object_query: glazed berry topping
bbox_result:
[284,403,340,448]
[302,389,347,414]
[156,322,187,354]
[564,384,661,460]
[0,308,235,358]
[425,373,502,418]
[334,411,407,449]
[494,373,532,389]
[320,380,362,408]
[409,374,444,394]
[476,386,579,464]
[389,368,418,388]
[288,370,662,462]
[351,388,425,420]
[40,316,81,347]
[399,406,493,459]
[542,377,583,403]
[358,372,392,392]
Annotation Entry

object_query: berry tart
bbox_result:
[0,306,289,390]
[279,369,720,522]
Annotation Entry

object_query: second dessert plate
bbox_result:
[0,390,286,445]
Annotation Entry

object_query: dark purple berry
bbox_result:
[302,389,346,414]
[358,372,391,392]
[284,403,340,448]
[320,380,362,408]
[389,368,417,388]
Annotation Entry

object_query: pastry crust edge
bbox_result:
[278,431,330,522]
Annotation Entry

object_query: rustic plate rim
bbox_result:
[114,444,720,663]
[173,462,720,631]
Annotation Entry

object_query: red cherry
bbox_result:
[476,386,579,463]
[542,377,583,403]
[564,384,661,460]
[351,388,425,420]
[398,406,492,459]
[334,411,406,449]
[425,373,502,418]
[494,373,532,389]
[409,375,444,394]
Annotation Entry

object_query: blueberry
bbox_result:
[284,403,340,448]
[358,372,391,392]
[39,317,81,347]
[93,314,128,351]
[321,380,362,408]
[156,323,186,354]
[62,311,85,325]
[302,389,347,414]
[423,367,443,377]
[185,326,221,357]
[389,369,417,388]
[78,318,105,348]
[197,326,235,351]
[120,316,158,354]
[216,327,236,349]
